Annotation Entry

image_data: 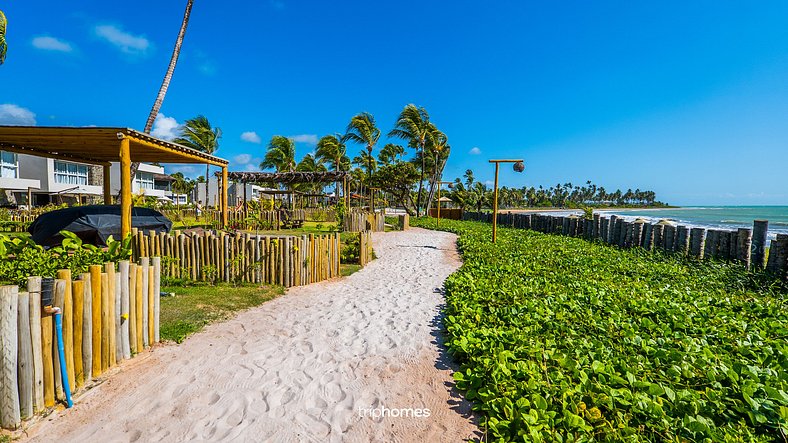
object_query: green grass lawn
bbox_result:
[412,217,787,442]
[159,282,284,343]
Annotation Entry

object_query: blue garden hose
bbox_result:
[53,309,74,408]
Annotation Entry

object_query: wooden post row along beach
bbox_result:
[0,258,161,429]
[461,211,787,280]
[131,230,341,287]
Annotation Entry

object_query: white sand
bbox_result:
[23,228,479,442]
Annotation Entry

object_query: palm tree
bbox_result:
[388,104,432,216]
[424,125,450,211]
[143,0,194,133]
[172,116,222,185]
[260,136,297,172]
[316,133,350,199]
[296,153,327,196]
[129,0,194,184]
[378,143,405,165]
[170,172,194,208]
[0,10,8,65]
[345,112,380,182]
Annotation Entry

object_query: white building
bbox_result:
[0,151,41,206]
[109,162,185,203]
[0,152,186,207]
[196,177,273,207]
[0,151,102,206]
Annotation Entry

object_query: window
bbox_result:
[0,151,18,179]
[136,172,154,190]
[54,161,88,185]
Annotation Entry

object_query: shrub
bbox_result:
[413,217,788,442]
[0,231,132,287]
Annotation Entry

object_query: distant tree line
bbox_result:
[446,172,667,210]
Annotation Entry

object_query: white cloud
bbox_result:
[485,180,494,187]
[469,146,481,155]
[240,131,262,144]
[151,113,180,141]
[95,24,150,55]
[290,134,318,145]
[233,154,252,164]
[0,104,36,125]
[244,164,260,172]
[32,36,74,52]
[166,165,197,176]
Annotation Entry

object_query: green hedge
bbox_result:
[413,217,788,442]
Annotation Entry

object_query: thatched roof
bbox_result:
[226,171,349,184]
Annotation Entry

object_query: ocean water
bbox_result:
[598,206,788,242]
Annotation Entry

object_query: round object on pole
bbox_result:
[513,161,525,173]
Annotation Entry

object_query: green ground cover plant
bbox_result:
[413,217,788,442]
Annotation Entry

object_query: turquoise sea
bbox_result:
[598,206,788,241]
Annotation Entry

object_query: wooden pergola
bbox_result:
[0,126,229,236]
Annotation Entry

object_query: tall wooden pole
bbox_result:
[103,165,112,204]
[492,162,500,243]
[120,136,132,238]
[221,166,229,228]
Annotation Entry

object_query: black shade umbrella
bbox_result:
[28,205,172,247]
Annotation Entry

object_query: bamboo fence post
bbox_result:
[100,273,110,372]
[89,265,102,377]
[752,220,768,269]
[80,273,92,384]
[27,277,43,413]
[128,264,138,355]
[140,258,149,348]
[71,280,84,389]
[17,290,33,420]
[114,273,122,363]
[135,264,143,352]
[41,301,54,408]
[153,257,161,343]
[147,262,155,345]
[56,270,75,393]
[120,261,131,360]
[52,279,65,400]
[737,228,753,268]
[0,285,20,429]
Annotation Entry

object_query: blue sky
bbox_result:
[2,1,788,205]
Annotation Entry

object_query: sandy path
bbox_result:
[23,228,479,443]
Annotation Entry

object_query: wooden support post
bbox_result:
[120,261,131,359]
[103,164,112,204]
[737,228,753,268]
[56,270,75,394]
[120,135,132,238]
[72,280,84,389]
[153,257,161,343]
[0,286,20,429]
[27,277,44,413]
[17,291,33,420]
[80,273,92,384]
[752,220,768,269]
[689,228,705,258]
[90,265,102,377]
[222,166,229,228]
[52,279,65,400]
[100,273,110,372]
[135,264,143,352]
[141,258,149,348]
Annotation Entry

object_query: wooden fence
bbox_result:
[463,211,788,280]
[0,258,161,429]
[428,208,463,220]
[131,230,340,287]
[359,231,374,266]
[344,211,385,232]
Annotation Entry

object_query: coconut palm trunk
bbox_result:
[130,0,194,181]
[417,140,426,217]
